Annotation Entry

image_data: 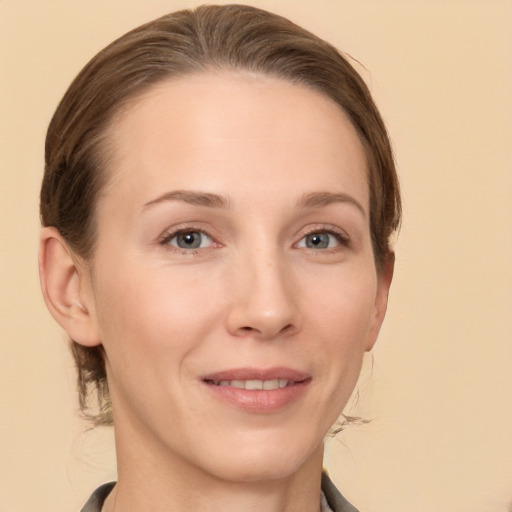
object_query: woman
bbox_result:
[38,4,400,511]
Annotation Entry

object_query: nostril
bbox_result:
[236,323,294,338]
[281,324,294,335]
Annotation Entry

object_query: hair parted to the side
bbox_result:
[40,4,401,425]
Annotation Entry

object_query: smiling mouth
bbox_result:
[201,369,310,412]
[205,379,294,390]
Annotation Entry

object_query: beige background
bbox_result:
[1,1,511,510]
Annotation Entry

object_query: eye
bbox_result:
[296,230,346,250]
[165,230,213,250]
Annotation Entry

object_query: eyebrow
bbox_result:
[142,189,365,217]
[296,191,366,217]
[142,190,230,210]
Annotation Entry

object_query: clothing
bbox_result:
[81,473,358,512]
[81,482,114,512]
[321,472,359,512]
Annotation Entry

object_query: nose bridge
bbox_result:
[226,241,300,339]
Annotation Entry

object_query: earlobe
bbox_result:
[365,253,395,351]
[38,226,101,347]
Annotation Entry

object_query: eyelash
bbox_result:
[158,224,350,254]
[159,227,216,254]
[297,225,351,250]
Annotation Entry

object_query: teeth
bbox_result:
[279,379,289,388]
[211,379,291,390]
[263,379,279,390]
[246,380,263,390]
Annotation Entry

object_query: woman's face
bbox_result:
[81,72,391,482]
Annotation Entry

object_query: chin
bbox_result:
[210,459,306,484]
[198,432,322,484]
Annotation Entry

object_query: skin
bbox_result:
[39,72,393,512]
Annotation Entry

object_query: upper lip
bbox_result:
[201,367,310,383]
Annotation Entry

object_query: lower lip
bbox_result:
[203,380,311,413]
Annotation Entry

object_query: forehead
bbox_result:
[101,71,369,209]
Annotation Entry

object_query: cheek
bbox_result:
[305,267,377,402]
[307,264,377,345]
[91,264,223,426]
[91,259,222,372]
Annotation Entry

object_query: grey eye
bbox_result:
[170,231,212,249]
[305,233,331,249]
[297,232,342,249]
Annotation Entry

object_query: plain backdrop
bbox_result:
[1,1,511,511]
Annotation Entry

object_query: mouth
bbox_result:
[201,368,311,412]
[205,378,295,390]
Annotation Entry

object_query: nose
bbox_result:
[225,249,302,340]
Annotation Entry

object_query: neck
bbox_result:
[103,425,325,512]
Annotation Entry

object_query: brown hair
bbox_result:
[40,4,401,425]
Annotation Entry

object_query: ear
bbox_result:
[365,253,395,351]
[38,226,101,347]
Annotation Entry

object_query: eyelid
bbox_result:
[295,224,351,246]
[156,222,350,253]
[158,224,220,252]
[159,227,207,242]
